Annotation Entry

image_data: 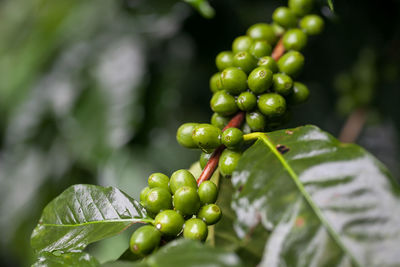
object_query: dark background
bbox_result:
[0,0,399,265]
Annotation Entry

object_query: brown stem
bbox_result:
[196,112,245,185]
[339,108,367,143]
[196,37,285,186]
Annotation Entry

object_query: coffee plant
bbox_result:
[30,0,400,266]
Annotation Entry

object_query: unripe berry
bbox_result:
[236,91,257,111]
[221,127,243,149]
[210,72,223,93]
[154,210,184,237]
[215,51,234,71]
[272,7,297,28]
[300,15,324,35]
[247,23,277,44]
[129,225,161,256]
[232,36,253,53]
[198,180,218,205]
[173,186,201,216]
[140,186,150,205]
[197,204,222,225]
[272,73,293,96]
[248,67,273,94]
[289,81,310,104]
[249,41,272,59]
[144,187,172,214]
[176,123,198,149]
[278,51,305,76]
[211,113,230,129]
[282,29,308,51]
[183,218,208,241]
[258,56,279,73]
[169,169,197,194]
[221,67,248,95]
[288,0,314,16]
[199,152,213,169]
[219,149,241,177]
[148,173,170,192]
[210,90,239,116]
[233,51,257,74]
[192,124,222,152]
[258,93,287,117]
[246,111,266,131]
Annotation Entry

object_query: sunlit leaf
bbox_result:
[31,185,150,253]
[232,125,400,266]
[32,251,99,267]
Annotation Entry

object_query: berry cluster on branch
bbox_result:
[129,0,324,257]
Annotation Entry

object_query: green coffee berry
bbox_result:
[236,91,257,111]
[282,29,308,51]
[154,210,184,237]
[272,7,297,28]
[300,15,324,35]
[210,72,223,93]
[140,186,150,205]
[249,40,272,58]
[210,90,239,116]
[289,81,310,104]
[247,23,277,44]
[278,51,305,76]
[130,225,161,256]
[148,173,170,192]
[169,169,197,194]
[144,187,172,214]
[258,93,287,117]
[288,0,314,16]
[211,113,230,129]
[221,127,243,149]
[215,51,234,71]
[272,22,285,36]
[192,124,222,152]
[233,51,257,74]
[219,149,241,177]
[248,67,273,94]
[200,152,213,169]
[173,186,201,216]
[197,204,222,225]
[258,56,279,72]
[220,67,247,95]
[176,123,198,149]
[245,111,267,131]
[183,218,208,241]
[232,35,253,53]
[272,73,293,96]
[198,180,218,205]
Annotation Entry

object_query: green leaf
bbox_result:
[184,0,215,19]
[31,184,151,253]
[32,251,99,267]
[327,0,334,11]
[233,125,400,267]
[104,239,243,267]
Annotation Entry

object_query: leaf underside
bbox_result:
[231,125,400,267]
[31,184,148,253]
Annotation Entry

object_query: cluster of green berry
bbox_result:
[177,0,324,176]
[130,170,221,256]
[209,1,324,133]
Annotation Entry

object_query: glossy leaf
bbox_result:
[31,184,150,253]
[105,239,243,267]
[232,125,400,267]
[184,0,215,19]
[32,251,99,267]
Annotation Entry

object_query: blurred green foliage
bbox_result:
[0,0,399,266]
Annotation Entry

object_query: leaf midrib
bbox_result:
[40,218,153,228]
[244,132,360,267]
